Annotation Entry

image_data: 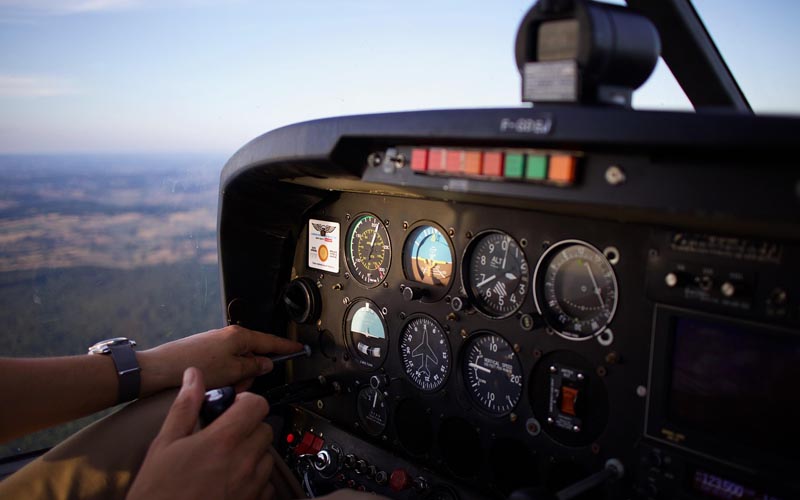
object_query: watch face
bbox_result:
[88,337,136,354]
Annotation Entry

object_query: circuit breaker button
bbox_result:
[410,148,428,172]
[548,155,577,183]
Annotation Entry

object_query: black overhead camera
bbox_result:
[515,0,660,107]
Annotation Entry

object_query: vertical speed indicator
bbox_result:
[461,332,523,416]
[346,213,391,287]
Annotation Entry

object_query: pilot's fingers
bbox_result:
[259,481,276,500]
[234,423,274,476]
[156,367,205,444]
[228,427,274,496]
[208,392,269,445]
[237,352,273,380]
[235,377,255,393]
[255,452,276,492]
[232,327,304,357]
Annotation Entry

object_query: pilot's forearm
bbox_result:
[0,326,304,444]
[0,354,123,443]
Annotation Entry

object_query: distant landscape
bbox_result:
[0,153,227,456]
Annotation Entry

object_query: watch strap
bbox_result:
[109,343,141,404]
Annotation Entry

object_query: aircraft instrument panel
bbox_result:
[217,106,800,500]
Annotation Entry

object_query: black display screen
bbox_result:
[668,317,800,456]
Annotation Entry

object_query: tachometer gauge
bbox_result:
[346,213,391,287]
[463,231,529,318]
[399,315,451,392]
[462,332,523,415]
[344,299,388,370]
[357,386,387,436]
[533,240,618,340]
[403,224,454,287]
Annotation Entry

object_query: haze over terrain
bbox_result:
[0,154,224,456]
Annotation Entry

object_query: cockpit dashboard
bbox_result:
[218,107,800,500]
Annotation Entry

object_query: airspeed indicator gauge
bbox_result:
[346,213,391,287]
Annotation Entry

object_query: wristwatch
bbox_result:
[88,337,141,404]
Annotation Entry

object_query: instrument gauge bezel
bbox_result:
[532,239,619,341]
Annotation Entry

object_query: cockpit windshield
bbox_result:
[1,0,799,472]
[693,0,800,114]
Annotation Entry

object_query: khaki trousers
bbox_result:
[0,389,304,500]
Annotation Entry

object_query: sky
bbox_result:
[0,0,798,155]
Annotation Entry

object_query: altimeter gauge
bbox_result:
[463,230,529,318]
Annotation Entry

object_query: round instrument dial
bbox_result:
[344,299,388,370]
[533,241,618,340]
[403,224,454,287]
[357,386,387,436]
[463,231,529,318]
[346,213,391,287]
[399,315,451,392]
[461,332,523,415]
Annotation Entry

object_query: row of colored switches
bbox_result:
[409,147,577,184]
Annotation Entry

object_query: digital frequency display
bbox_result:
[669,318,800,457]
[691,469,783,500]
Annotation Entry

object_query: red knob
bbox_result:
[389,468,412,492]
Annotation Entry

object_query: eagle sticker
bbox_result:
[309,219,339,273]
[312,222,337,237]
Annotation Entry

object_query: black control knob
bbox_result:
[313,449,338,475]
[644,450,662,468]
[282,277,321,324]
[367,465,378,478]
[697,275,714,292]
[344,454,357,469]
[374,470,388,485]
[769,287,788,306]
[355,459,369,475]
[369,374,388,389]
[413,476,429,492]
[402,285,426,301]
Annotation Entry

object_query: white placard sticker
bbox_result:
[308,219,340,273]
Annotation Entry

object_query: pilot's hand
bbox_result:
[127,367,276,500]
[139,325,304,396]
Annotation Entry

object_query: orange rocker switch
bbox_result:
[560,386,579,416]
